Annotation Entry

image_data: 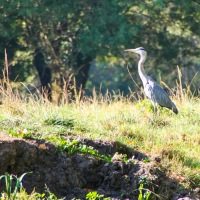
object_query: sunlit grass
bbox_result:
[0,77,200,197]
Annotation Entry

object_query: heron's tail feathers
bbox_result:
[171,104,178,114]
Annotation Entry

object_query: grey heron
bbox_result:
[125,47,178,114]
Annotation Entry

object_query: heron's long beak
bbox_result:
[124,49,137,53]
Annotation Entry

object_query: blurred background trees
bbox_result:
[0,0,200,101]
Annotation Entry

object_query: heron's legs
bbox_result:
[152,101,156,114]
[152,102,159,119]
[153,104,157,114]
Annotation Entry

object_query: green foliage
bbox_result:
[0,86,200,196]
[0,173,61,200]
[121,153,129,163]
[136,99,174,114]
[136,100,154,112]
[33,188,61,200]
[0,172,31,200]
[1,0,200,94]
[56,139,80,154]
[111,152,129,163]
[85,191,105,200]
[8,128,32,139]
[142,157,150,163]
[138,184,151,200]
[139,175,150,186]
[42,185,62,200]
[44,117,75,128]
[55,138,112,162]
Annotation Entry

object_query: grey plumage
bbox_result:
[125,47,178,114]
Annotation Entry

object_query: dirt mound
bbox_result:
[0,136,199,199]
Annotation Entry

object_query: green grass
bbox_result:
[0,83,200,198]
[0,172,62,200]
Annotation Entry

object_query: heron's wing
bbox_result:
[144,78,174,109]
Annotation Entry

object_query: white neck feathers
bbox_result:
[138,52,148,85]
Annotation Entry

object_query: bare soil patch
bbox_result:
[0,136,199,199]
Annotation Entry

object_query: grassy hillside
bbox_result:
[0,81,199,199]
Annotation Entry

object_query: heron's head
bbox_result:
[124,47,147,58]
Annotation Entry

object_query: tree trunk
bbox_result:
[33,48,52,101]
[71,52,92,99]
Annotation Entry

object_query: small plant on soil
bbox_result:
[55,138,112,162]
[0,172,31,200]
[138,184,152,200]
[111,152,129,163]
[139,175,150,186]
[137,184,162,200]
[0,173,61,200]
[142,157,150,163]
[85,191,107,200]
[36,185,63,200]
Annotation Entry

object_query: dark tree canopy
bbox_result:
[0,0,200,99]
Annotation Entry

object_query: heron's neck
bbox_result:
[138,55,148,85]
